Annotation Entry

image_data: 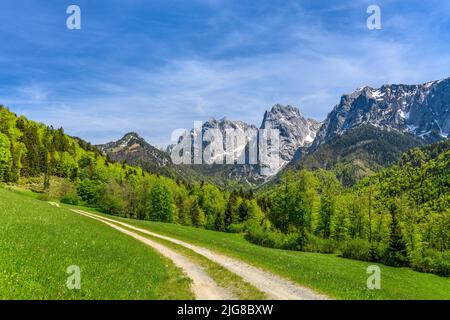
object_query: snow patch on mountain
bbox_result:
[173,104,321,181]
[312,77,450,149]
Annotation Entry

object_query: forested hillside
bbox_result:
[289,125,424,187]
[0,105,261,230]
[255,140,450,276]
[1,104,448,278]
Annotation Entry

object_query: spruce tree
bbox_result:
[237,201,249,222]
[191,201,206,228]
[224,192,237,227]
[385,204,409,267]
[215,210,226,231]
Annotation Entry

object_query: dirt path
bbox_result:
[72,209,329,300]
[48,201,60,208]
[72,209,234,300]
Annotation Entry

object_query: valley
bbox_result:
[1,77,449,301]
[1,187,449,300]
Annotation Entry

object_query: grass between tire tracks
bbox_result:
[104,220,268,300]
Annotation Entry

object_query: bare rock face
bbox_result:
[189,118,264,183]
[195,117,258,165]
[165,105,321,183]
[260,104,320,167]
[312,78,450,149]
[186,105,320,180]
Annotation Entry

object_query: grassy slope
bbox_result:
[89,212,450,300]
[0,188,193,300]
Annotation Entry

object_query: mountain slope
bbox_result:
[174,117,263,184]
[260,104,320,169]
[98,131,245,186]
[312,78,450,149]
[98,132,174,176]
[362,138,450,211]
[170,105,320,184]
[291,125,424,186]
[274,78,450,186]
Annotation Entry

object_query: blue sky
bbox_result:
[1,0,450,147]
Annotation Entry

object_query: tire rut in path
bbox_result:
[72,209,234,300]
[72,209,329,300]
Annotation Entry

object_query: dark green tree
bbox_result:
[237,200,249,222]
[215,209,226,231]
[191,200,206,228]
[385,204,409,267]
[224,192,238,227]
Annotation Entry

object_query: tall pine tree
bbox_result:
[385,203,409,267]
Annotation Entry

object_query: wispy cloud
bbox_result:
[15,84,51,104]
[1,0,449,147]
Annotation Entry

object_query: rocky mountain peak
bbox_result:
[97,132,172,169]
[99,132,148,152]
[120,132,144,145]
[312,77,450,149]
[202,117,256,131]
[168,104,320,182]
[96,77,449,186]
[261,104,321,166]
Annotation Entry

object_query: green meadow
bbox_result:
[0,188,193,300]
[2,186,449,300]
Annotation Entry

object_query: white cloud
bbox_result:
[16,84,50,104]
[3,0,450,148]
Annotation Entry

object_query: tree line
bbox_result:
[0,105,262,231]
